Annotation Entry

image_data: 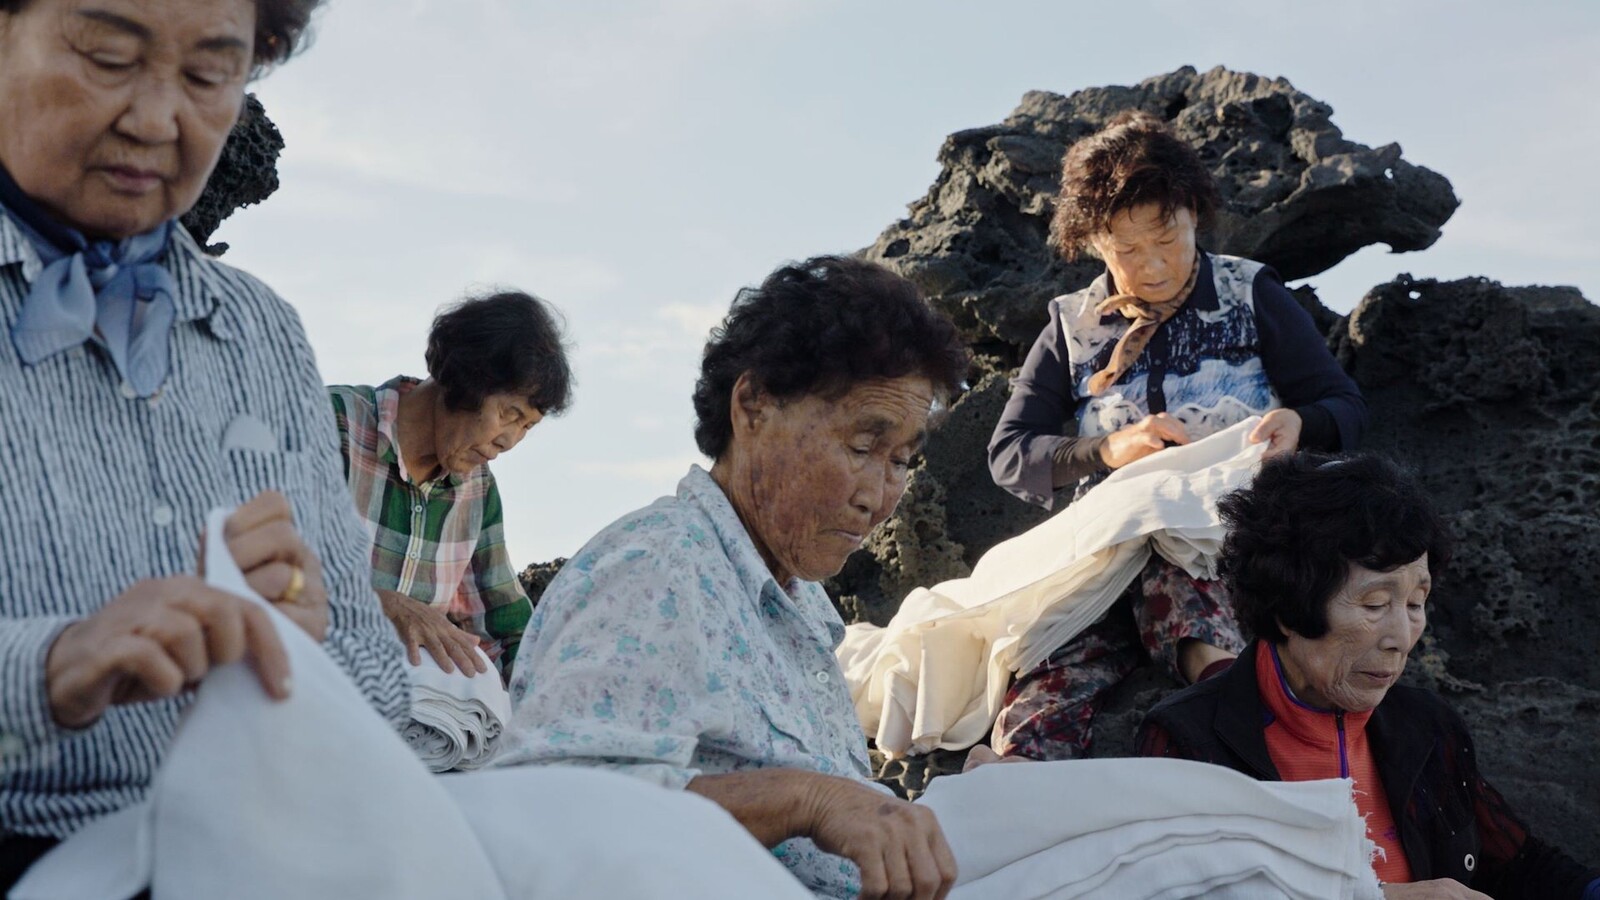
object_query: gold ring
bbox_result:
[280,565,305,604]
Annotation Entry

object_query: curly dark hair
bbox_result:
[1050,110,1220,259]
[251,0,322,68]
[0,0,323,69]
[692,256,970,460]
[425,289,574,416]
[1218,453,1453,644]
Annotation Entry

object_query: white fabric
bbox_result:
[402,651,512,772]
[438,767,812,900]
[919,758,1383,900]
[840,419,1268,756]
[13,508,808,900]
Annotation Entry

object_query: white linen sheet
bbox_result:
[919,757,1383,900]
[839,419,1268,756]
[11,508,809,900]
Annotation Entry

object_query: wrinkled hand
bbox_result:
[378,589,488,676]
[207,491,330,641]
[46,577,291,728]
[1247,408,1302,460]
[1098,413,1190,469]
[1381,879,1492,899]
[802,775,958,900]
[960,744,1033,773]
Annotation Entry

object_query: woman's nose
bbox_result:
[116,76,183,145]
[854,461,910,522]
[1377,606,1413,651]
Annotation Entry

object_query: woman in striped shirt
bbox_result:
[0,0,406,889]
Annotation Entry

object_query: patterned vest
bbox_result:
[1057,252,1283,445]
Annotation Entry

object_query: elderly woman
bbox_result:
[502,256,969,900]
[985,110,1368,761]
[0,0,406,890]
[1138,454,1600,899]
[330,290,571,681]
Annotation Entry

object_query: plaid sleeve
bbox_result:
[327,390,353,480]
[461,476,533,678]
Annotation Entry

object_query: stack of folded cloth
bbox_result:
[401,651,513,773]
[920,757,1384,899]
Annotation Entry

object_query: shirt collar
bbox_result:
[1258,641,1374,748]
[164,224,234,327]
[373,375,466,487]
[0,212,235,336]
[676,464,847,648]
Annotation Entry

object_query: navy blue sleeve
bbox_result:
[987,301,1106,510]
[1251,267,1367,452]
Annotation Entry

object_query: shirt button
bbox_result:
[412,504,424,513]
[815,671,831,685]
[118,380,137,399]
[409,550,421,559]
[1463,854,1475,872]
[151,505,175,527]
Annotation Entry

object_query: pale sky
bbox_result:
[219,0,1600,566]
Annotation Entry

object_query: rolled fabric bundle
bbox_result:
[402,651,513,773]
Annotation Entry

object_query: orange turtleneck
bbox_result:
[1257,643,1413,885]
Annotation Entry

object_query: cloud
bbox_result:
[656,302,727,338]
[575,455,705,482]
[251,0,825,199]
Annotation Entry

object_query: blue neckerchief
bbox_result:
[0,162,178,397]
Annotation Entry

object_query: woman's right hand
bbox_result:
[802,775,958,900]
[377,589,488,676]
[1381,880,1492,899]
[1098,413,1190,469]
[45,577,292,729]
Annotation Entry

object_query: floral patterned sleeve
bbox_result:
[499,519,726,790]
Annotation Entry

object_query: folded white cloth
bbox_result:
[402,650,512,772]
[840,419,1267,756]
[12,508,809,900]
[918,758,1383,900]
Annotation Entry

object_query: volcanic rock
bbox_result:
[863,65,1458,360]
[181,94,284,255]
[518,558,569,610]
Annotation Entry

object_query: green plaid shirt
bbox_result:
[329,377,532,675]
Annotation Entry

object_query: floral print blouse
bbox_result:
[501,466,878,898]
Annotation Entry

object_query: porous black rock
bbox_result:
[180,94,283,255]
[517,558,569,610]
[864,65,1458,361]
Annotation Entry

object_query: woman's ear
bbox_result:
[728,372,769,434]
[1273,615,1291,642]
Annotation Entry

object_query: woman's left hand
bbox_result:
[1248,409,1302,460]
[961,744,1033,773]
[207,491,331,642]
